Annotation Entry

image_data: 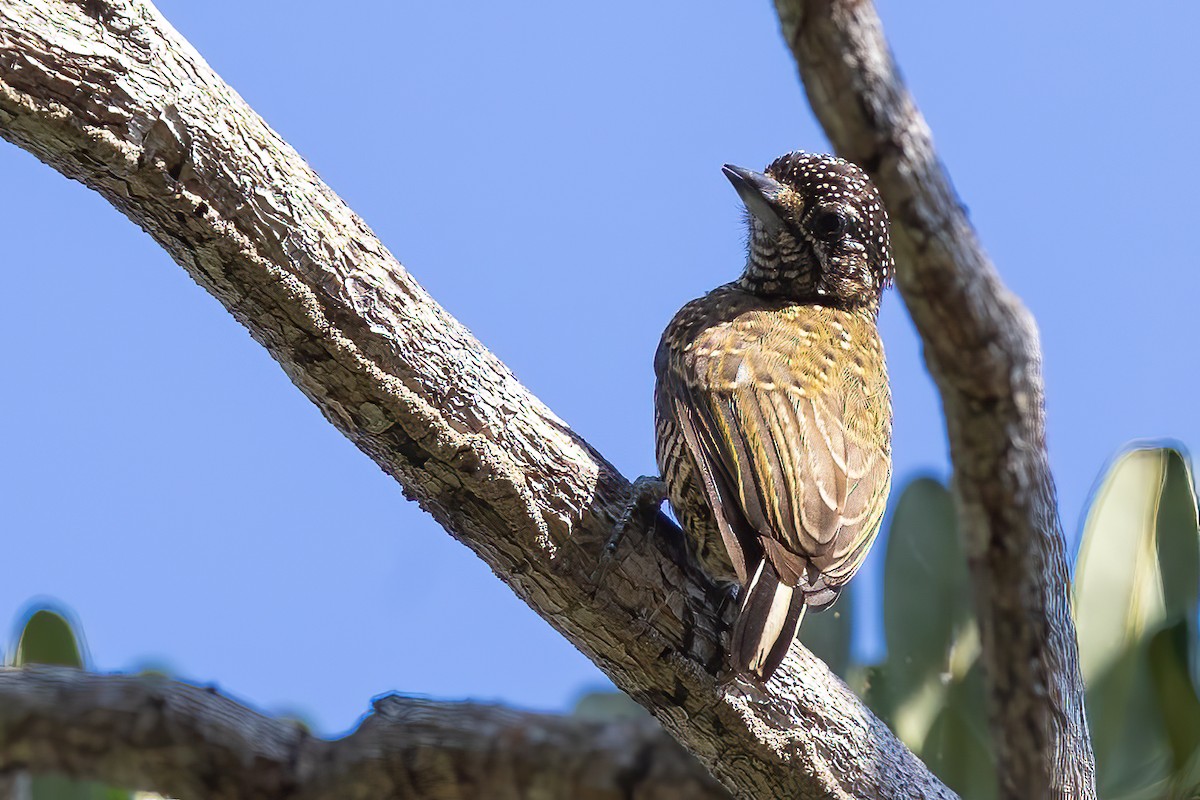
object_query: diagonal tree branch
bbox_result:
[773,2,1097,798]
[0,666,731,800]
[0,1,950,797]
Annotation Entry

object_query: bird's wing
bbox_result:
[668,312,890,594]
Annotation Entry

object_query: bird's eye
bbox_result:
[810,209,849,241]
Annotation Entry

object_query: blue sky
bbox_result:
[3,2,1198,736]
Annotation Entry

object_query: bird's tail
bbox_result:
[730,559,807,681]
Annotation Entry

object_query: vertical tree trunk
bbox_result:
[774,1,1097,797]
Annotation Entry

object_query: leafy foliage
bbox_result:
[844,447,1200,799]
[9,447,1199,798]
[573,446,1200,797]
[8,607,136,800]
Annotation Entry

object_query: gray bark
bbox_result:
[0,666,730,800]
[0,1,950,798]
[773,1,1098,798]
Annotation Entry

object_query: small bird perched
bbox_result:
[654,151,893,681]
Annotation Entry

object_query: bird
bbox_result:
[653,151,893,681]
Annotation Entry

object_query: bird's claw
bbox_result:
[589,477,666,591]
[607,476,667,556]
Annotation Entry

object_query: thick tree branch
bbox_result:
[0,666,730,799]
[774,2,1097,798]
[0,1,951,797]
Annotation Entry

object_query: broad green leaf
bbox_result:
[1165,745,1200,800]
[873,477,973,749]
[1076,448,1171,681]
[14,608,84,668]
[572,689,650,721]
[1155,450,1200,625]
[12,607,133,800]
[920,661,995,800]
[1088,643,1173,795]
[1148,620,1200,774]
[1075,447,1200,795]
[799,586,853,678]
[1110,745,1200,800]
[29,775,125,800]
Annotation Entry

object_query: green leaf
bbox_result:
[29,775,125,800]
[1148,620,1200,774]
[873,477,973,748]
[1088,642,1173,795]
[14,608,85,668]
[1075,448,1193,681]
[799,585,853,678]
[30,775,86,800]
[572,689,650,721]
[920,660,996,800]
[1165,745,1200,800]
[1075,447,1200,795]
[1155,450,1200,625]
[12,607,133,800]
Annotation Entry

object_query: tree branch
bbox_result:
[0,1,950,797]
[0,666,730,799]
[773,2,1097,797]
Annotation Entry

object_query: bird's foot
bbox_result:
[607,475,667,555]
[589,477,666,591]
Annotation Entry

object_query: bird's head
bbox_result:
[724,151,894,310]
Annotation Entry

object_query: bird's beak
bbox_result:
[722,164,787,234]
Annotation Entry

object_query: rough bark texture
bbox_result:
[0,1,952,798]
[774,1,1097,798]
[0,666,731,800]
